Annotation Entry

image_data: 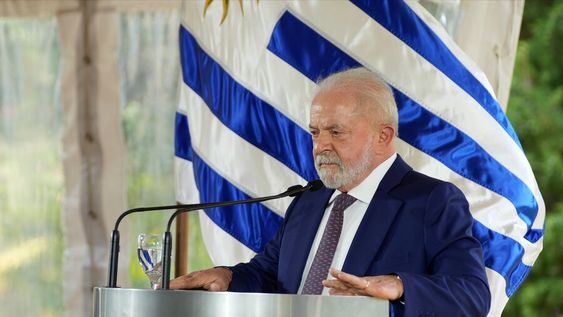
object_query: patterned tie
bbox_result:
[302,193,357,294]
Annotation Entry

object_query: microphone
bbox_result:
[160,179,323,289]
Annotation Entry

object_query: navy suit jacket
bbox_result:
[228,156,491,316]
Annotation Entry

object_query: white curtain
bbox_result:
[0,17,64,316]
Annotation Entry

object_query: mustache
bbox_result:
[315,153,342,166]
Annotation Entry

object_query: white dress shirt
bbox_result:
[298,153,398,295]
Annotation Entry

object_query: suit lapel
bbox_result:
[282,188,334,293]
[342,156,412,276]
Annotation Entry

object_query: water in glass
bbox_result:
[137,233,163,289]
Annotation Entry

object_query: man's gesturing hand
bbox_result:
[322,268,404,300]
[170,267,232,291]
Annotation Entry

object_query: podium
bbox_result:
[93,287,389,316]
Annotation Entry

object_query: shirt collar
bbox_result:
[329,153,397,204]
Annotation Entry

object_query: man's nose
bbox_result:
[313,131,332,153]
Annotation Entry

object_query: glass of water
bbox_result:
[137,233,163,289]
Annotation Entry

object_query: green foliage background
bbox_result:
[503,1,563,316]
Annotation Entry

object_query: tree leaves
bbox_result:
[504,1,563,316]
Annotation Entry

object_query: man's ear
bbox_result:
[378,125,395,146]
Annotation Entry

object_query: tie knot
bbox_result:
[332,193,357,213]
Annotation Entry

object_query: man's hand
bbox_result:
[322,268,404,300]
[170,267,233,291]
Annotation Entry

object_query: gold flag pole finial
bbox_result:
[203,0,258,25]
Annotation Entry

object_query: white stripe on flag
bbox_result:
[486,268,510,317]
[175,157,199,204]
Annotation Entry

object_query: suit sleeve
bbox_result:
[396,183,491,317]
[227,195,302,293]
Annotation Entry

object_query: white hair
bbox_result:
[315,67,398,133]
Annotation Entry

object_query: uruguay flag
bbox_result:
[174,1,544,316]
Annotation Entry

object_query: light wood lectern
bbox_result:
[93,287,389,316]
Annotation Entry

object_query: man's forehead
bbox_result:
[309,106,362,130]
[310,97,361,118]
[309,119,347,130]
[310,103,355,116]
[312,88,354,103]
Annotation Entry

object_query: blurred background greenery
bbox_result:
[503,1,563,316]
[0,1,561,316]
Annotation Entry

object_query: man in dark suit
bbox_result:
[171,68,491,316]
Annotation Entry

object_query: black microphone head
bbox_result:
[287,184,305,197]
[285,180,324,198]
[307,180,324,192]
[287,180,324,197]
[286,184,304,193]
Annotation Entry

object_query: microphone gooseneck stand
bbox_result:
[105,180,323,289]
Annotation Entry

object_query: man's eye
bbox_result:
[330,130,341,136]
[310,130,319,137]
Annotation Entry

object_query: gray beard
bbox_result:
[314,144,373,189]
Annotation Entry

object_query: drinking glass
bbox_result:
[137,233,163,289]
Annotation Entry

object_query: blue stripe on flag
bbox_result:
[473,221,531,297]
[267,11,540,238]
[175,112,193,161]
[175,112,283,252]
[179,25,318,182]
[350,0,523,150]
[267,11,536,295]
